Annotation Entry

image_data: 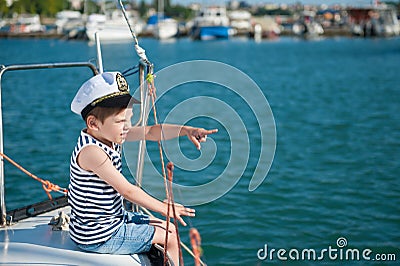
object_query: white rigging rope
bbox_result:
[117,0,150,65]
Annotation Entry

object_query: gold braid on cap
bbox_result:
[90,91,130,106]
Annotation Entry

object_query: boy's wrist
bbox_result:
[181,125,193,136]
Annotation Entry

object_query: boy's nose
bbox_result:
[124,120,132,130]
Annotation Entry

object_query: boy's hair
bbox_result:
[84,106,126,124]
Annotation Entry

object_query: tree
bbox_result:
[165,4,195,20]
[0,0,9,16]
[7,0,71,17]
[138,0,147,17]
[37,0,68,17]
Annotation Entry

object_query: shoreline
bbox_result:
[0,32,65,39]
[0,27,357,40]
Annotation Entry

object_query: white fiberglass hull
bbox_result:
[0,205,150,265]
[154,19,178,39]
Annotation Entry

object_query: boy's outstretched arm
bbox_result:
[78,145,195,226]
[126,124,218,149]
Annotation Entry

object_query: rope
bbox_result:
[0,152,68,200]
[146,73,207,266]
[146,73,175,265]
[190,228,202,266]
[167,162,184,266]
[118,0,150,65]
[118,0,139,46]
[122,64,140,77]
[147,73,168,200]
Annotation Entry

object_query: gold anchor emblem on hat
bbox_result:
[116,73,129,92]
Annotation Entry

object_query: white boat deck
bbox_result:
[0,205,151,265]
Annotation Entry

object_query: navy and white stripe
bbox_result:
[68,130,124,245]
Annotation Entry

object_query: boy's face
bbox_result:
[97,108,133,145]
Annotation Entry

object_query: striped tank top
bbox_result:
[68,130,124,245]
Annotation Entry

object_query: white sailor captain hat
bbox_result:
[71,72,139,119]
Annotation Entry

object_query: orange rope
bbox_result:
[147,74,185,266]
[147,74,206,266]
[0,152,68,199]
[147,76,171,265]
[146,74,206,266]
[167,162,184,266]
[190,228,202,266]
[147,77,169,200]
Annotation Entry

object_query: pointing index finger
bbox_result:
[204,128,218,135]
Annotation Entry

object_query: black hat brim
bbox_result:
[81,94,140,120]
[96,94,140,108]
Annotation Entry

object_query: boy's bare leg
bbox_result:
[150,218,179,265]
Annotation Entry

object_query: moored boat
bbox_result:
[9,14,45,33]
[85,9,144,42]
[154,17,178,39]
[190,6,235,40]
[55,10,83,34]
[153,0,178,39]
[228,10,252,35]
[292,10,324,39]
[347,3,400,37]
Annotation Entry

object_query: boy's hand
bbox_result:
[163,200,195,226]
[185,127,218,150]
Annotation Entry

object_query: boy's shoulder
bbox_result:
[77,144,109,172]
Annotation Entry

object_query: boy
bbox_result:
[69,72,217,265]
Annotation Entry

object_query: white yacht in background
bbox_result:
[86,9,144,42]
[154,17,178,39]
[153,0,178,40]
[292,10,324,38]
[190,6,235,40]
[228,10,252,35]
[55,10,86,39]
[347,3,400,37]
[55,10,83,34]
[9,14,45,33]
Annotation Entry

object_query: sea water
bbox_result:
[0,36,399,265]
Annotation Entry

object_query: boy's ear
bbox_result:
[86,115,99,130]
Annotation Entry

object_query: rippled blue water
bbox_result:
[0,36,399,265]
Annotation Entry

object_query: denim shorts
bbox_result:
[77,211,155,254]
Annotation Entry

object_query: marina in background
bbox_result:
[0,0,399,40]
